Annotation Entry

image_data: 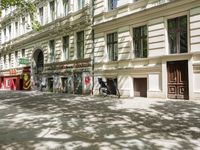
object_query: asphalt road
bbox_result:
[0,91,200,150]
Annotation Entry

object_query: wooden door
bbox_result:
[167,60,189,100]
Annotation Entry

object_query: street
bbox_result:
[0,91,200,150]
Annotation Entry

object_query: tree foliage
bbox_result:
[0,0,41,31]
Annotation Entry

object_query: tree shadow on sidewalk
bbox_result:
[0,91,200,150]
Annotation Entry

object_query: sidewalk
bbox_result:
[0,91,200,150]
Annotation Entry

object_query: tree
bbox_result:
[0,0,41,30]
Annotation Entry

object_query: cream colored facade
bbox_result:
[0,0,93,94]
[93,0,200,100]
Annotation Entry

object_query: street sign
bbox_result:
[19,58,29,65]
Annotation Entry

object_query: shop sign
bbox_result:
[9,69,17,75]
[19,58,29,65]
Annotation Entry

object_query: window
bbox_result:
[77,0,85,10]
[15,22,18,37]
[133,25,147,58]
[39,7,44,25]
[8,25,11,40]
[22,17,26,34]
[108,0,117,11]
[50,1,55,21]
[63,36,69,60]
[63,0,69,16]
[9,53,11,67]
[168,16,187,54]
[49,40,55,62]
[15,51,18,66]
[77,31,84,59]
[4,55,6,68]
[4,28,7,41]
[107,32,118,61]
[21,49,25,57]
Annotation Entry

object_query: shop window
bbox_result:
[77,31,84,59]
[63,35,69,60]
[133,25,147,58]
[168,15,187,54]
[107,32,118,61]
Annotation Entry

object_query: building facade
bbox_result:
[93,0,200,100]
[0,0,93,94]
[0,0,200,100]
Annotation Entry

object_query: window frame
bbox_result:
[76,31,84,59]
[132,25,148,58]
[49,39,55,62]
[49,0,55,21]
[167,15,188,54]
[39,7,44,25]
[62,35,70,61]
[108,0,117,11]
[63,0,70,16]
[107,32,118,61]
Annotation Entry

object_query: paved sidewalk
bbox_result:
[0,91,200,150]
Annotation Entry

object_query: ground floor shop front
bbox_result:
[94,55,200,100]
[0,67,31,91]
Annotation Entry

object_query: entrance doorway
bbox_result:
[74,72,83,94]
[62,77,68,93]
[134,78,147,97]
[48,78,53,92]
[167,60,189,100]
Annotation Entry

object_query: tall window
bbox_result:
[9,53,11,67]
[21,49,25,57]
[8,25,11,40]
[15,22,18,37]
[133,25,147,58]
[39,7,44,25]
[4,55,6,69]
[50,1,55,21]
[15,51,18,66]
[63,0,69,16]
[107,32,118,61]
[108,0,117,11]
[49,40,55,62]
[22,17,26,34]
[77,0,85,10]
[168,16,187,54]
[4,28,7,41]
[63,36,69,60]
[77,31,84,59]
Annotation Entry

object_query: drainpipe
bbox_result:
[91,0,95,95]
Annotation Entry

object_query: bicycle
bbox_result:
[98,78,120,98]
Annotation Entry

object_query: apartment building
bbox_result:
[93,0,200,100]
[0,0,93,94]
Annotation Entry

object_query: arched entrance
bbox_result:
[33,49,44,74]
[32,49,44,90]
